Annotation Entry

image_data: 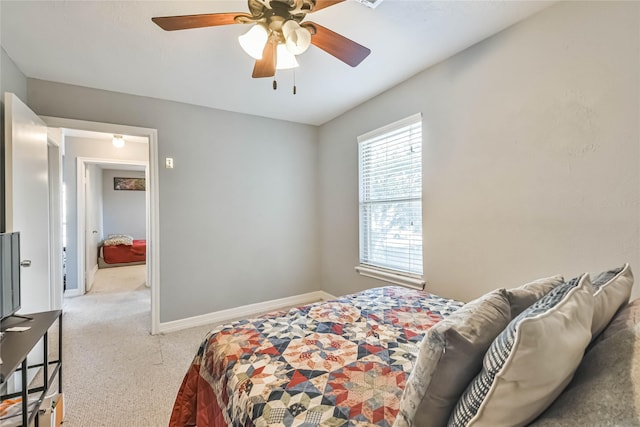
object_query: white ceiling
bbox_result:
[63,128,149,145]
[1,0,552,126]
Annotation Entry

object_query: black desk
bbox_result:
[1,310,63,427]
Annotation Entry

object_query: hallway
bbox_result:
[60,266,212,426]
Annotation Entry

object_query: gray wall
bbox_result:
[1,48,28,232]
[10,0,640,321]
[318,1,640,301]
[102,169,146,240]
[28,84,320,322]
[63,136,148,290]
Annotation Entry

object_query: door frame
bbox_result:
[47,128,64,311]
[77,157,149,295]
[41,116,161,335]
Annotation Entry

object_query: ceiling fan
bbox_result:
[151,0,371,79]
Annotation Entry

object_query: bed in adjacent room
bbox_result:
[98,235,146,268]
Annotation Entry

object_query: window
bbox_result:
[356,113,423,288]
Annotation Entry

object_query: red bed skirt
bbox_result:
[102,239,146,264]
[170,364,226,427]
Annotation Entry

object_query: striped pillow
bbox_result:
[448,274,594,427]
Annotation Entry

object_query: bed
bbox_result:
[169,286,463,426]
[98,235,146,268]
[169,265,639,427]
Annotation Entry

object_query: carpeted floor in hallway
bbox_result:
[61,265,214,426]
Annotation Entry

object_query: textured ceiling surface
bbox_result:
[1,1,552,125]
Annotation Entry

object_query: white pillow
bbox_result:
[448,274,594,427]
[590,263,634,338]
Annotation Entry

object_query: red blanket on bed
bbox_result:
[102,239,146,264]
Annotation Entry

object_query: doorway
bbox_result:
[76,157,149,295]
[41,116,161,334]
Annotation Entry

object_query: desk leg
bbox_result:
[43,331,49,394]
[21,359,28,427]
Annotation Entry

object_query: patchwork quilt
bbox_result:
[169,286,463,427]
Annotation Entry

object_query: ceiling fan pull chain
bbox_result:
[273,79,278,90]
[293,68,297,95]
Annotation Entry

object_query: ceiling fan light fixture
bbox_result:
[152,0,372,80]
[282,19,298,40]
[282,20,311,55]
[276,43,299,70]
[239,23,269,60]
[112,135,125,148]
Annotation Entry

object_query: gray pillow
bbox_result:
[506,275,563,318]
[530,322,640,427]
[394,289,512,427]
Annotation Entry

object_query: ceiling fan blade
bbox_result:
[303,21,370,67]
[151,12,252,31]
[313,0,345,12]
[252,40,276,78]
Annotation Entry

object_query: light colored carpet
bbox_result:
[88,264,148,293]
[61,265,216,426]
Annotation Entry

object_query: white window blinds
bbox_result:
[358,113,423,277]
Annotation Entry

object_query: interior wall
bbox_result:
[102,169,146,239]
[27,84,320,322]
[0,48,28,232]
[318,1,640,301]
[63,136,148,291]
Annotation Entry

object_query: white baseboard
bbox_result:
[159,290,337,334]
[64,288,83,297]
[317,291,336,301]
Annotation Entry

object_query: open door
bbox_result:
[3,92,59,391]
[4,93,52,314]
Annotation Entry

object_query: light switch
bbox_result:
[165,157,174,169]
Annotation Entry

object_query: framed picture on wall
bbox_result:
[114,177,146,191]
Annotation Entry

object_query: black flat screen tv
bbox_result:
[0,231,21,321]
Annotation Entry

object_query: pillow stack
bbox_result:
[448,274,594,427]
[394,276,563,427]
[527,264,636,426]
[395,264,635,427]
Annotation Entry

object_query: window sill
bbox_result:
[355,265,425,290]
